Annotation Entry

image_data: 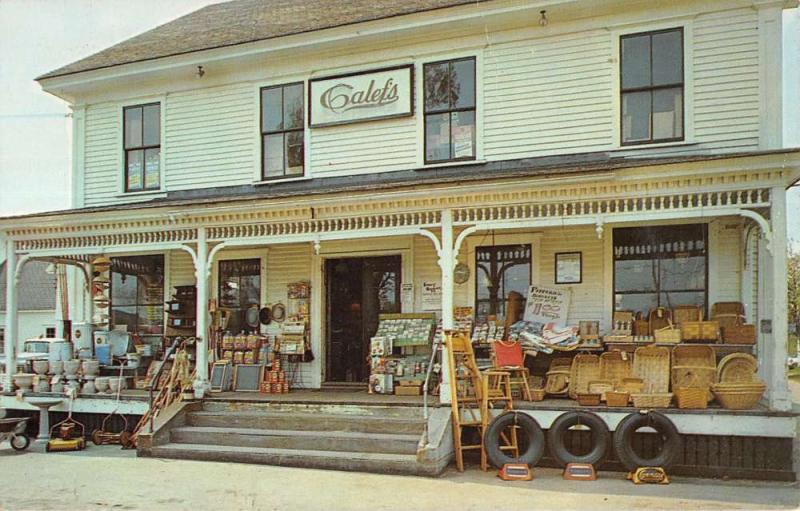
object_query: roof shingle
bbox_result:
[37,0,486,80]
[0,261,57,312]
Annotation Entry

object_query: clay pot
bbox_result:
[32,360,49,375]
[13,373,35,391]
[49,360,63,375]
[81,360,100,377]
[94,377,109,393]
[63,360,80,377]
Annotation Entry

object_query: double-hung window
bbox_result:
[110,255,165,335]
[123,103,161,192]
[621,28,684,145]
[475,244,531,320]
[261,83,304,179]
[424,57,476,163]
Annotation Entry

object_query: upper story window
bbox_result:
[124,103,161,192]
[621,28,684,145]
[261,83,304,179]
[424,57,476,163]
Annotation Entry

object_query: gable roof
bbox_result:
[37,0,486,80]
[0,261,57,312]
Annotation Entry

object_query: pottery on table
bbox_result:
[108,377,127,393]
[50,377,64,393]
[32,360,49,375]
[81,360,100,377]
[63,360,80,377]
[13,373,35,391]
[82,379,96,395]
[94,377,109,393]
[48,360,63,375]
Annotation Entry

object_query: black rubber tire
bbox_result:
[547,411,610,467]
[484,411,545,469]
[11,434,30,451]
[613,411,682,471]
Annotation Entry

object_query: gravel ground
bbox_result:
[0,444,797,511]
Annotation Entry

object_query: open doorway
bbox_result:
[325,256,401,383]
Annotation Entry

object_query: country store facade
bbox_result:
[1,0,799,480]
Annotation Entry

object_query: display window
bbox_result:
[219,258,261,334]
[475,244,531,320]
[110,255,165,334]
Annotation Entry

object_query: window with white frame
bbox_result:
[620,28,684,145]
[123,103,161,191]
[261,82,305,179]
[424,57,476,163]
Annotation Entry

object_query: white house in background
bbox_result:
[0,260,57,354]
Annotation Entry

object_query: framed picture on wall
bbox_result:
[555,252,582,284]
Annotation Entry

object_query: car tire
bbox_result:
[547,411,610,467]
[613,411,682,471]
[484,411,546,469]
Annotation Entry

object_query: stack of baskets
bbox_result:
[671,345,716,409]
[712,302,756,344]
[712,353,765,409]
[630,345,672,407]
[569,354,600,401]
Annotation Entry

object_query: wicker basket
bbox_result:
[577,393,601,406]
[648,308,673,332]
[632,345,671,393]
[599,351,632,386]
[530,388,546,401]
[721,324,756,344]
[712,381,766,410]
[618,376,645,394]
[631,393,673,408]
[606,391,630,407]
[568,354,600,399]
[673,305,703,326]
[682,320,720,342]
[545,358,573,394]
[632,312,650,336]
[654,325,682,343]
[675,386,709,409]
[717,353,758,383]
[588,380,614,400]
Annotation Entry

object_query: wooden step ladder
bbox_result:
[445,331,516,472]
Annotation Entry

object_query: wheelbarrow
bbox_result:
[0,417,31,451]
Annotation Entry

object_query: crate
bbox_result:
[721,324,756,344]
[681,320,720,342]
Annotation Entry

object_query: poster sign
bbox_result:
[421,281,442,311]
[523,285,571,327]
[309,65,414,127]
[401,283,414,312]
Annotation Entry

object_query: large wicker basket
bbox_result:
[712,380,766,410]
[671,345,716,403]
[606,391,630,407]
[654,325,682,343]
[568,354,600,399]
[675,386,709,409]
[632,345,671,393]
[599,351,632,386]
[721,325,756,344]
[717,353,758,383]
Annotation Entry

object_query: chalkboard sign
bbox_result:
[210,361,231,392]
[233,364,264,392]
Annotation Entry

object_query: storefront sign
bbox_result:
[523,285,571,327]
[309,65,414,127]
[421,281,442,311]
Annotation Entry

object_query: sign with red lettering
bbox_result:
[523,285,571,327]
[309,65,414,127]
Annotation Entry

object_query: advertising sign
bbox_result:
[523,285,571,327]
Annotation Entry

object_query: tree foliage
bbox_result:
[789,243,800,326]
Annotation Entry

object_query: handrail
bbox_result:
[421,329,448,446]
[147,337,182,434]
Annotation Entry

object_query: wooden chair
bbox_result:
[492,340,532,401]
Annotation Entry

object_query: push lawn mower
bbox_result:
[46,392,86,452]
[0,417,31,451]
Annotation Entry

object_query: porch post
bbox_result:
[193,227,210,396]
[765,186,791,410]
[3,238,18,391]
[439,209,455,403]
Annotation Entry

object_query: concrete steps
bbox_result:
[143,401,441,476]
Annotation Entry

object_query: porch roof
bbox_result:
[1,148,798,225]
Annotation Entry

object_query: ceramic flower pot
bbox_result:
[13,373,35,391]
[51,378,64,394]
[63,360,80,377]
[81,360,100,377]
[82,379,96,395]
[49,360,63,375]
[35,378,50,393]
[94,377,109,393]
[32,360,49,375]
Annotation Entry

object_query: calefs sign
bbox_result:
[309,65,414,127]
